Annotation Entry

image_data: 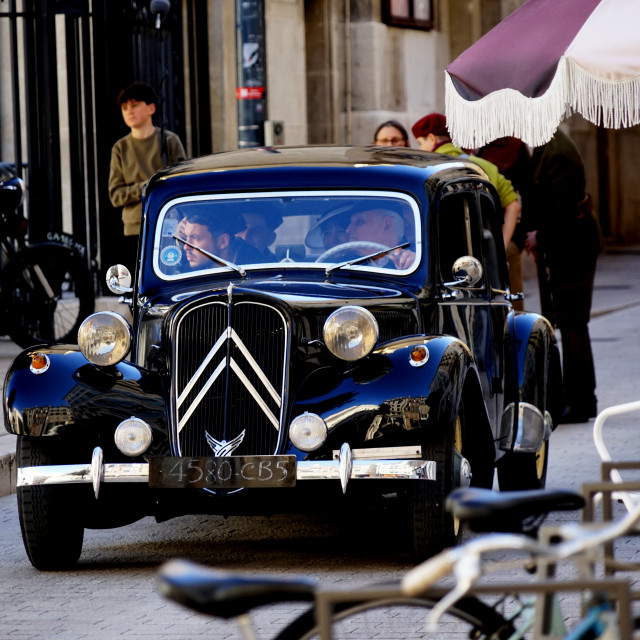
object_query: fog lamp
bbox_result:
[289,412,327,451]
[78,311,131,366]
[114,417,153,456]
[323,305,378,361]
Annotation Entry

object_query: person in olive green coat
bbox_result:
[412,113,521,252]
[109,82,186,273]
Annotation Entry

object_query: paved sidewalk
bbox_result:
[1,247,639,496]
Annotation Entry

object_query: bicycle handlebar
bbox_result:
[401,533,548,595]
[403,494,640,601]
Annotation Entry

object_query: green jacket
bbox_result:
[436,142,519,209]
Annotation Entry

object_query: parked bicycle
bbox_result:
[157,476,640,639]
[0,163,94,347]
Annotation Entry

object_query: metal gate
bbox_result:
[0,0,211,284]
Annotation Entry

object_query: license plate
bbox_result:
[149,456,297,489]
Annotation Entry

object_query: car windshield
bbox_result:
[152,190,422,280]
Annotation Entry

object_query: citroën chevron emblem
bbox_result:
[205,429,246,457]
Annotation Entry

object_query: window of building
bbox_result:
[382,0,433,30]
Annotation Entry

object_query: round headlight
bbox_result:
[289,412,327,451]
[323,306,378,361]
[78,311,131,366]
[114,417,153,456]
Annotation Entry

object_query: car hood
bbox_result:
[141,278,421,317]
[237,279,414,307]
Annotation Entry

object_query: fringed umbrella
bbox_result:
[445,0,640,148]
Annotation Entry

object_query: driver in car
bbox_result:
[345,208,415,269]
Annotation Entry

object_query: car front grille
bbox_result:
[171,298,288,458]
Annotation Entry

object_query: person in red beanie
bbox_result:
[411,113,521,252]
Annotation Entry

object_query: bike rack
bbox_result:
[312,579,633,640]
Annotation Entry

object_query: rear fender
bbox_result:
[501,311,561,453]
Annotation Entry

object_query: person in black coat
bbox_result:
[524,129,604,423]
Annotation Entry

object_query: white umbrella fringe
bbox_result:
[445,57,640,149]
[569,61,640,130]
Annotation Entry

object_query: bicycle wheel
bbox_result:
[1,243,94,348]
[275,594,515,640]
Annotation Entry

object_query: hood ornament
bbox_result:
[205,429,246,457]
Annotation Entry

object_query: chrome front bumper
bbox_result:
[16,444,438,498]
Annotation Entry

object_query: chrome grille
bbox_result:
[172,299,287,457]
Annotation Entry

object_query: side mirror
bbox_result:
[444,255,483,289]
[106,264,133,295]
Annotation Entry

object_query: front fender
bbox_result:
[291,335,476,458]
[3,346,167,448]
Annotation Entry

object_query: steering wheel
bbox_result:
[315,241,391,264]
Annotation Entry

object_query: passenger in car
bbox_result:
[305,209,351,251]
[177,212,263,270]
[236,212,283,261]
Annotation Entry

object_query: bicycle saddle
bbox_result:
[157,559,316,618]
[446,487,585,535]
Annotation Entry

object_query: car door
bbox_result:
[477,186,513,426]
[435,183,506,429]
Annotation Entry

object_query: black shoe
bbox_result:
[559,405,596,424]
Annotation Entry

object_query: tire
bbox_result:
[1,243,94,348]
[498,439,549,491]
[16,436,85,570]
[406,402,467,561]
[275,595,515,640]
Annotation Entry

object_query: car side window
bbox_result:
[437,190,482,283]
[478,191,509,292]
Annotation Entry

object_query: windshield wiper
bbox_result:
[325,242,410,276]
[173,236,246,276]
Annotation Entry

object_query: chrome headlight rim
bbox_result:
[78,311,132,367]
[323,305,379,361]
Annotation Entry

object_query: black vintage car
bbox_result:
[4,146,561,569]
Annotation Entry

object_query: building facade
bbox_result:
[0,0,637,280]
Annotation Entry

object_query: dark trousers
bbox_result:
[539,251,598,410]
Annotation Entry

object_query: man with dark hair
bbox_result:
[236,212,283,261]
[108,82,186,273]
[178,212,263,270]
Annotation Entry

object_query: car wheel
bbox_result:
[406,403,466,561]
[16,436,85,570]
[497,439,549,491]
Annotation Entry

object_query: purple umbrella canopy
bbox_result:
[445,0,640,148]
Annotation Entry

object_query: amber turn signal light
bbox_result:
[29,352,50,374]
[409,345,429,367]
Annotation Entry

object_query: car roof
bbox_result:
[148,145,487,191]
